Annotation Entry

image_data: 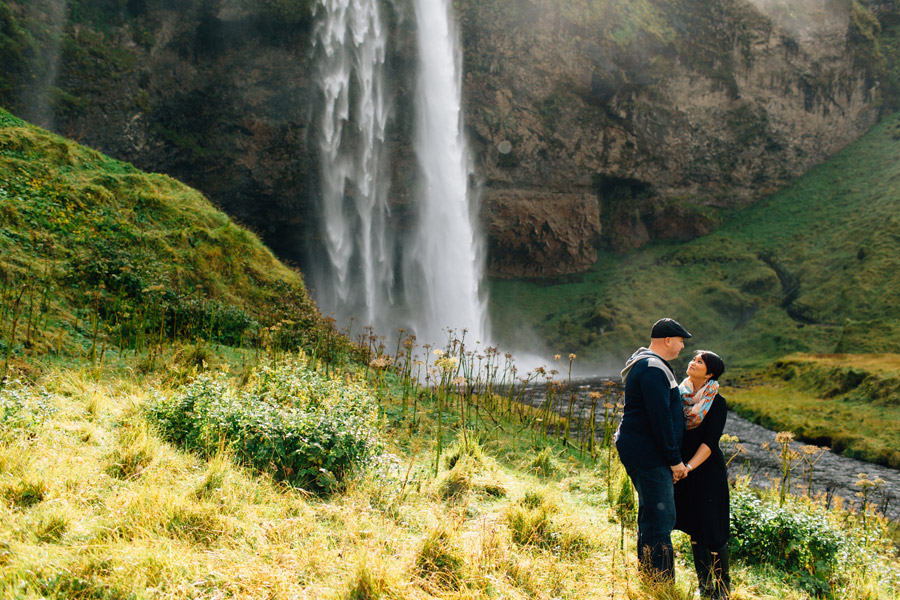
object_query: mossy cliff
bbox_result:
[0,0,898,278]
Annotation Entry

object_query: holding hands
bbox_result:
[671,462,689,483]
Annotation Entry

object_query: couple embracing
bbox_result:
[615,318,730,599]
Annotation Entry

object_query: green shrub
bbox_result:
[147,358,382,493]
[0,383,55,440]
[729,487,898,596]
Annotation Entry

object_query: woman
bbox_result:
[674,350,730,599]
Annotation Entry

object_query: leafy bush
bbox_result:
[147,358,382,493]
[729,486,899,596]
[0,383,55,440]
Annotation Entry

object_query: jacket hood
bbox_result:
[620,347,661,382]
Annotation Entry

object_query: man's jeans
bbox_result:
[626,464,677,581]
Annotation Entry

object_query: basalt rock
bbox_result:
[482,189,601,278]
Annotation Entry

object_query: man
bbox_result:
[615,317,691,582]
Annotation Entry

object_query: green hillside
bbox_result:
[0,108,348,372]
[490,110,900,371]
[0,109,898,600]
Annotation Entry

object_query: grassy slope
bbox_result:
[0,109,897,600]
[490,110,900,371]
[0,108,335,364]
[1,356,898,600]
[728,353,900,467]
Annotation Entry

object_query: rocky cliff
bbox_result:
[1,0,896,279]
[461,0,895,275]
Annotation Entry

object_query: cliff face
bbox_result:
[1,0,895,278]
[461,0,890,275]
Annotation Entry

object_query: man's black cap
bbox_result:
[650,318,692,339]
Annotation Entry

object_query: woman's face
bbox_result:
[686,354,711,381]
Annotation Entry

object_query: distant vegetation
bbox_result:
[728,354,900,467]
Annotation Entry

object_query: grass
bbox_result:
[0,352,897,600]
[727,354,900,467]
[489,109,900,372]
[0,107,351,372]
[0,100,898,600]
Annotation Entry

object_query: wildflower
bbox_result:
[775,431,795,444]
[569,353,576,361]
[451,376,466,386]
[855,473,885,488]
[433,348,444,357]
[370,356,392,369]
[554,354,561,361]
[434,356,459,371]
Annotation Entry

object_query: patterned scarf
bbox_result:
[679,378,719,430]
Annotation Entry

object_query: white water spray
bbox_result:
[19,0,66,129]
[312,0,488,349]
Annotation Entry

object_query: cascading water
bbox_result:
[19,0,66,129]
[312,0,393,335]
[404,0,488,347]
[311,0,488,348]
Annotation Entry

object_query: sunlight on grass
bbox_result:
[0,358,896,599]
[2,105,899,600]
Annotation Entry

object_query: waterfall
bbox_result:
[405,0,488,347]
[312,0,488,349]
[19,0,66,129]
[312,0,393,335]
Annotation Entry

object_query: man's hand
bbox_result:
[670,463,688,482]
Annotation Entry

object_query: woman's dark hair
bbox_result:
[695,350,725,381]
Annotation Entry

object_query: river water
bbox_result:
[525,377,900,521]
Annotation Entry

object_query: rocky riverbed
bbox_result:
[724,411,899,521]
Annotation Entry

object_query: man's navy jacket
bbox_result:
[615,348,684,470]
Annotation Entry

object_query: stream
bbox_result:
[522,377,900,521]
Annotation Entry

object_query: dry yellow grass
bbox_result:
[1,362,895,600]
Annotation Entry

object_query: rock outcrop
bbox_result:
[482,189,601,278]
[461,0,891,269]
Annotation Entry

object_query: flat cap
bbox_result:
[650,318,692,339]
